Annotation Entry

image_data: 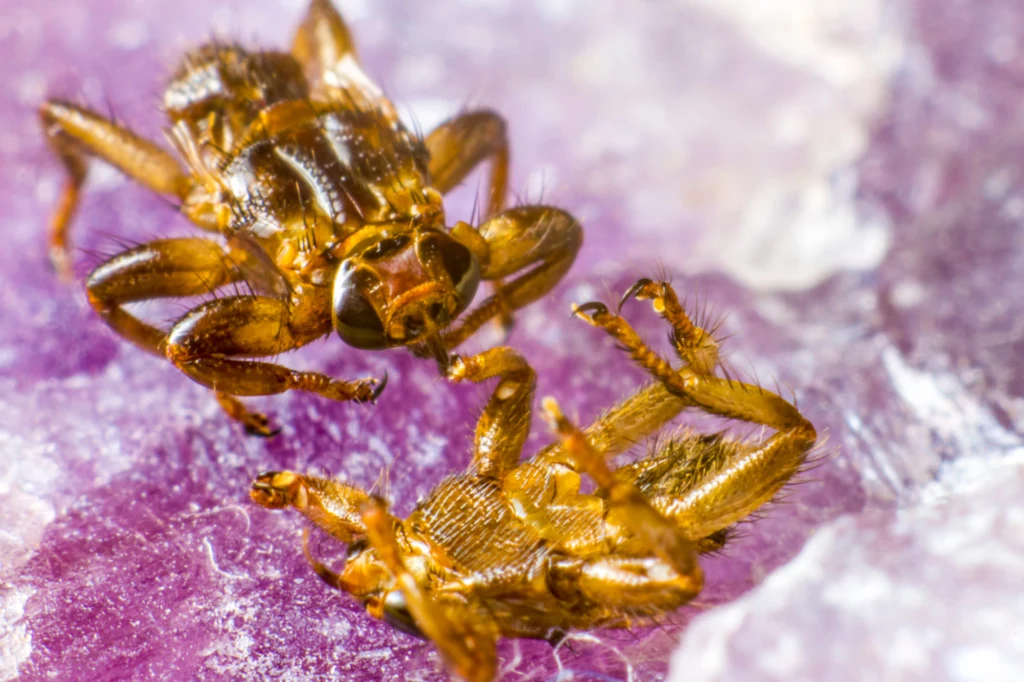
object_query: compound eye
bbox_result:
[381,590,423,639]
[333,266,388,349]
[418,232,480,313]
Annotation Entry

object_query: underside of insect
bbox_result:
[251,279,818,682]
[39,0,581,435]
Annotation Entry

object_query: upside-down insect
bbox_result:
[251,279,818,681]
[39,0,581,434]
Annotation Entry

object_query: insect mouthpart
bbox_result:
[384,284,459,342]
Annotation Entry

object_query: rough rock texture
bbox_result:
[0,0,1020,681]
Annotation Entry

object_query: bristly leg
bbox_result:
[433,206,582,353]
[574,279,818,542]
[618,277,720,376]
[425,109,514,339]
[541,397,702,585]
[250,470,369,542]
[446,347,536,477]
[38,100,195,278]
[163,293,385,434]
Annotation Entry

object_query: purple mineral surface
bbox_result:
[1,1,1021,681]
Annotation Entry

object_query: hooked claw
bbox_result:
[248,424,282,438]
[369,370,388,403]
[617,278,655,313]
[571,301,610,324]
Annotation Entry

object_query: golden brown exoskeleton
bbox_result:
[251,280,818,682]
[39,0,581,434]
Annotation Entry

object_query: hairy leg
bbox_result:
[163,292,383,434]
[532,276,724,467]
[250,471,369,542]
[447,347,536,477]
[292,0,358,78]
[251,473,371,593]
[86,238,242,356]
[618,277,720,376]
[645,429,815,541]
[549,555,701,623]
[574,297,814,436]
[538,277,813,469]
[426,109,508,220]
[541,398,702,585]
[571,280,817,540]
[39,100,194,276]
[427,109,514,334]
[432,206,582,352]
[533,381,688,468]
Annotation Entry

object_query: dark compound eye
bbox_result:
[417,232,480,312]
[332,266,388,349]
[381,590,424,639]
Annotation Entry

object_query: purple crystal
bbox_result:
[1,1,1021,681]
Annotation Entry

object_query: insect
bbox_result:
[251,279,818,681]
[39,0,581,435]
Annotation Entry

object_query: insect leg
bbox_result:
[618,277,720,376]
[361,498,499,682]
[439,206,582,351]
[447,347,536,476]
[534,282,727,467]
[549,555,702,620]
[541,398,702,585]
[39,100,193,277]
[292,0,358,77]
[428,109,515,334]
[573,294,815,434]
[571,283,817,536]
[163,294,383,435]
[86,238,244,356]
[532,381,687,470]
[426,110,508,218]
[644,428,816,542]
[250,471,369,543]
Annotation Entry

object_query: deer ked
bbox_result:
[39,0,581,435]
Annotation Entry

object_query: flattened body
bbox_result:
[409,467,634,637]
[166,44,438,281]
